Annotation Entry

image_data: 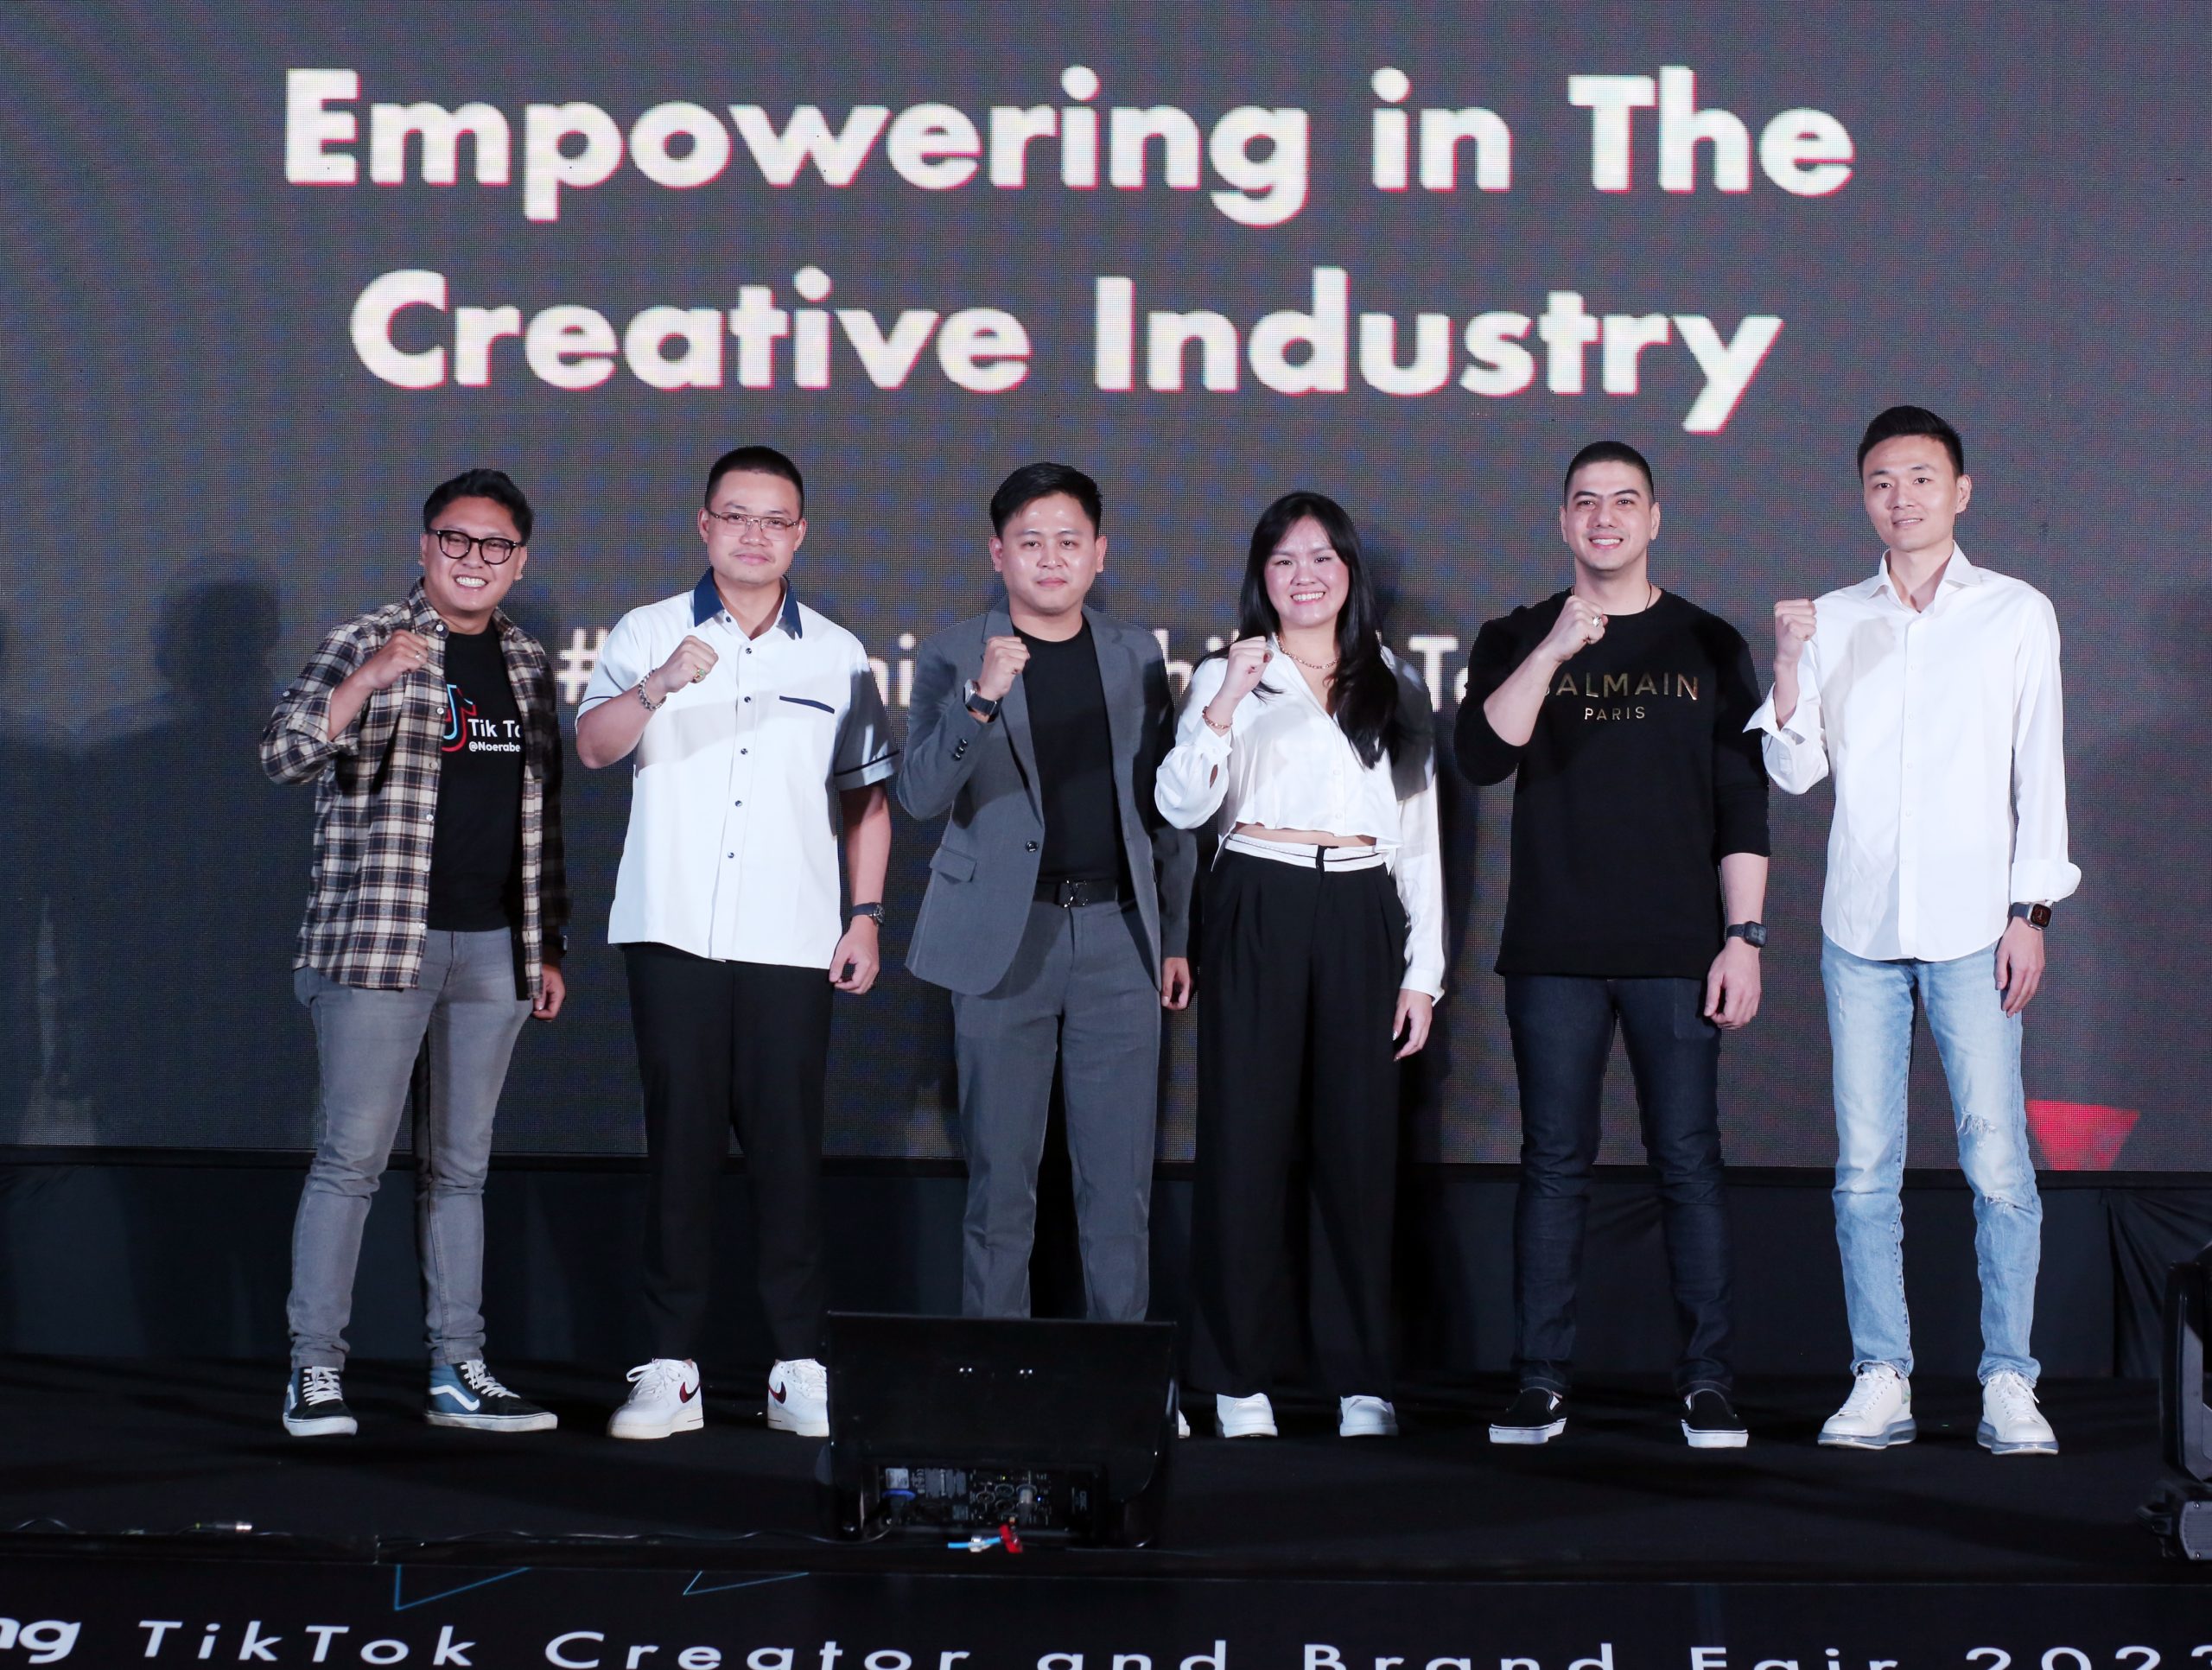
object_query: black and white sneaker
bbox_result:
[283,1364,359,1437]
[1488,1387,1567,1445]
[426,1360,558,1432]
[1681,1387,1749,1449]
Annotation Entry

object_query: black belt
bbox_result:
[1036,877,1128,908]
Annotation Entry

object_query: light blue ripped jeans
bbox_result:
[1821,934,2043,1384]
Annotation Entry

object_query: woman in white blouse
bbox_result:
[1156,490,1445,1441]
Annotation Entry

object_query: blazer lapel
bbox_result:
[987,605,1042,816]
[1090,609,1139,799]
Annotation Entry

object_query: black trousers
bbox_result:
[1188,849,1407,1398]
[625,943,831,1364]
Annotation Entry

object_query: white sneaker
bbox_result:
[1338,1395,1399,1438]
[1176,1407,1191,1438]
[1216,1391,1277,1438]
[1818,1363,1915,1450]
[766,1357,829,1437]
[607,1358,702,1439]
[1979,1370,2058,1456]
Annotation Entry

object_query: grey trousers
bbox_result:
[951,900,1161,1322]
[286,929,531,1368]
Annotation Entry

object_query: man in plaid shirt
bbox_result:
[260,467,569,1438]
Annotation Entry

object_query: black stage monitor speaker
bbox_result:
[2144,1252,2212,1557]
[820,1311,1179,1548]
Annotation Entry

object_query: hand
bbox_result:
[1206,636,1272,727]
[830,916,881,994]
[1773,600,1817,672]
[1703,939,1762,1030]
[532,961,566,1020]
[1537,596,1608,666]
[975,635,1030,702]
[648,634,719,697]
[1392,989,1433,1058]
[1160,956,1192,1011]
[352,630,432,692]
[1995,918,2046,1015]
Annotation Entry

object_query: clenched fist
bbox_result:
[1773,600,1817,671]
[353,630,432,692]
[1538,596,1608,666]
[648,634,719,697]
[1204,636,1273,727]
[975,634,1031,702]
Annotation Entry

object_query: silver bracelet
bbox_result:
[634,681,664,714]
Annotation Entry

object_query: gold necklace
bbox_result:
[1282,644,1338,674]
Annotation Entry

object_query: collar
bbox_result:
[691,572,803,637]
[1859,542,1979,602]
[405,578,512,639]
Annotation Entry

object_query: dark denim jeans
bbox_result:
[1504,974,1733,1395]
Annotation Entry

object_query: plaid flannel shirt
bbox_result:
[260,581,568,995]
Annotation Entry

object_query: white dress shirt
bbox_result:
[1747,543,2079,962]
[580,576,897,968]
[1157,646,1446,996]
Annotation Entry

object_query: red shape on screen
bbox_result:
[2024,1100,2139,1171]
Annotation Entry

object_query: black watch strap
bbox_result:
[848,902,885,925]
[2009,901,2051,930]
[1726,921,1767,949]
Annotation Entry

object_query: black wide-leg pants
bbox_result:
[624,943,831,1365]
[1187,848,1407,1399]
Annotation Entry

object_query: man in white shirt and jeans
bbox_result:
[576,445,897,1440]
[1752,406,2079,1456]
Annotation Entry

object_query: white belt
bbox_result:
[1220,830,1387,872]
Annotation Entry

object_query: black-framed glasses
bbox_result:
[431,528,521,564]
[704,509,800,537]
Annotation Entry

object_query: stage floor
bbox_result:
[0,1356,2178,1581]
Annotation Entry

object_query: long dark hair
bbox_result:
[1233,490,1406,767]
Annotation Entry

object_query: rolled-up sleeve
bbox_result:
[260,625,370,784]
[1155,657,1234,830]
[1745,635,1830,794]
[2009,595,2081,905]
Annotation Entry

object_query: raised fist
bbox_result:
[354,630,431,692]
[1539,596,1608,665]
[648,634,719,697]
[1773,600,1817,670]
[1205,636,1273,727]
[975,634,1031,702]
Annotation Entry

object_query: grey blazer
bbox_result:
[899,605,1195,996]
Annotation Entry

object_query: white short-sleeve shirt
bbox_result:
[580,575,898,968]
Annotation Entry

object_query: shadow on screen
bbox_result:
[0,612,71,1145]
[56,566,315,1147]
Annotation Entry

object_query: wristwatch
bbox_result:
[963,679,1001,721]
[2009,902,2052,930]
[1726,922,1768,949]
[847,902,886,925]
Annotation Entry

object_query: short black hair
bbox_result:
[1857,405,1964,477]
[704,445,805,513]
[1562,440,1654,501]
[989,461,1103,536]
[423,468,533,543]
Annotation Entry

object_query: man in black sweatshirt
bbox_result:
[1454,441,1770,1450]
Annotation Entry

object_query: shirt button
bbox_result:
[744,695,752,703]
[741,748,748,755]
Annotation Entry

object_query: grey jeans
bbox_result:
[951,899,1162,1323]
[286,929,531,1368]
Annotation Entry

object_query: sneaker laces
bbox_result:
[781,1358,828,1397]
[1986,1371,2039,1423]
[1838,1365,1901,1418]
[626,1358,689,1399]
[455,1360,516,1400]
[298,1365,345,1406]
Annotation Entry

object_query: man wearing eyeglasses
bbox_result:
[577,444,897,1441]
[261,467,568,1439]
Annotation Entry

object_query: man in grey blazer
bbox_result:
[899,462,1195,1324]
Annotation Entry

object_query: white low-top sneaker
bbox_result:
[1338,1395,1399,1438]
[607,1358,702,1439]
[766,1357,830,1436]
[1216,1391,1277,1438]
[1978,1370,2058,1456]
[1818,1363,1915,1449]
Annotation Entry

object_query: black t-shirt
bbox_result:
[1453,591,1770,978]
[1018,619,1128,887]
[427,625,525,933]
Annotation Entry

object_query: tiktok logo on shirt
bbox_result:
[442,684,523,754]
